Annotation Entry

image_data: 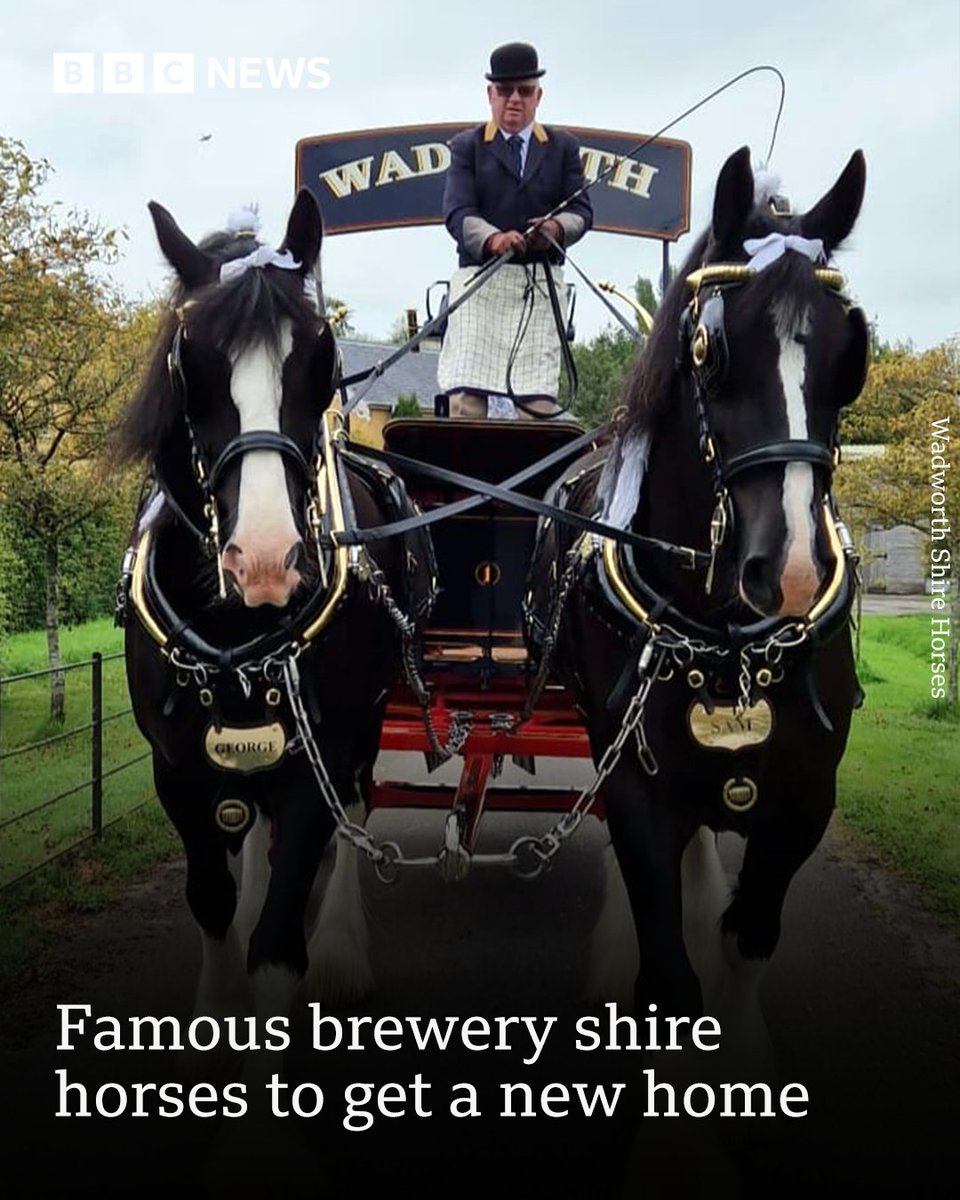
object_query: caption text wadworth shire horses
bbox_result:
[527,146,868,1061]
[118,190,434,1031]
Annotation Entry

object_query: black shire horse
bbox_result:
[527,147,868,1052]
[118,191,433,1026]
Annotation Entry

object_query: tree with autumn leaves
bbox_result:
[0,137,149,720]
[836,338,960,703]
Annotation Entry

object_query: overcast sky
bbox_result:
[3,0,958,350]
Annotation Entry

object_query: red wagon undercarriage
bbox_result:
[366,418,603,872]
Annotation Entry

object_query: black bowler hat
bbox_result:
[485,42,545,83]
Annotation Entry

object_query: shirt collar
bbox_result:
[499,122,534,146]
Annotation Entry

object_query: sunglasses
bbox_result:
[494,84,538,98]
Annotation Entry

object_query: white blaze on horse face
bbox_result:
[222,325,302,607]
[775,305,821,616]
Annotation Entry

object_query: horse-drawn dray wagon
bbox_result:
[116,124,869,1062]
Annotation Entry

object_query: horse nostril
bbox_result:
[284,540,305,572]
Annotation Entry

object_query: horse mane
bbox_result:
[620,230,709,436]
[117,230,322,464]
[620,200,835,438]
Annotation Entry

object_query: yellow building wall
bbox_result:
[345,406,391,448]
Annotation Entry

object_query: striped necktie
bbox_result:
[507,134,523,179]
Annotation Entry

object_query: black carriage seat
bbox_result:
[382,417,586,673]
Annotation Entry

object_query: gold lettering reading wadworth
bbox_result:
[579,147,659,199]
[317,142,655,202]
[687,699,774,752]
[204,723,287,773]
[319,156,375,199]
[608,156,659,199]
[411,142,450,176]
[320,143,452,198]
[579,147,617,181]
[375,149,416,187]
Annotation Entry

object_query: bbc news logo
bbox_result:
[52,53,331,94]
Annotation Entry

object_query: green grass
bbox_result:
[0,619,182,1003]
[0,615,124,676]
[0,619,180,1001]
[0,619,154,887]
[839,615,959,916]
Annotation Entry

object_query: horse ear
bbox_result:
[148,201,216,290]
[800,151,866,254]
[835,305,870,408]
[712,146,754,250]
[280,188,323,274]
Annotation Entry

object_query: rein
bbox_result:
[337,439,711,569]
[503,258,579,417]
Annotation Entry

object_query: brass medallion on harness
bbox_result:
[687,697,774,752]
[214,798,253,832]
[204,722,288,773]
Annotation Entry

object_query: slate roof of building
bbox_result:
[339,339,440,412]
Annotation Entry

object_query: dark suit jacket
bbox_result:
[443,121,593,266]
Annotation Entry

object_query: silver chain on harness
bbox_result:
[351,544,467,763]
[282,655,394,872]
[280,625,668,884]
[510,640,668,878]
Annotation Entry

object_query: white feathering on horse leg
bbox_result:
[184,927,251,1082]
[305,800,375,1006]
[587,843,638,1007]
[234,810,271,953]
[680,827,730,1011]
[713,932,777,1088]
[194,927,251,1019]
[206,962,319,1193]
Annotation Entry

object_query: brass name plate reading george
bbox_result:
[688,699,773,751]
[204,723,287,773]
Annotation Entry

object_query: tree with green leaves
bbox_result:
[393,393,421,418]
[835,338,959,703]
[840,342,955,445]
[571,327,638,427]
[634,274,659,323]
[0,137,144,719]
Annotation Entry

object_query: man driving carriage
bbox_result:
[439,42,593,418]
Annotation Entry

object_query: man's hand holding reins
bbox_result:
[484,229,528,258]
[525,217,564,253]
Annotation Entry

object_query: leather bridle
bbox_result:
[678,262,848,593]
[160,308,341,589]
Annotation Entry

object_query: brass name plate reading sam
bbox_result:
[688,699,773,752]
[204,723,287,773]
